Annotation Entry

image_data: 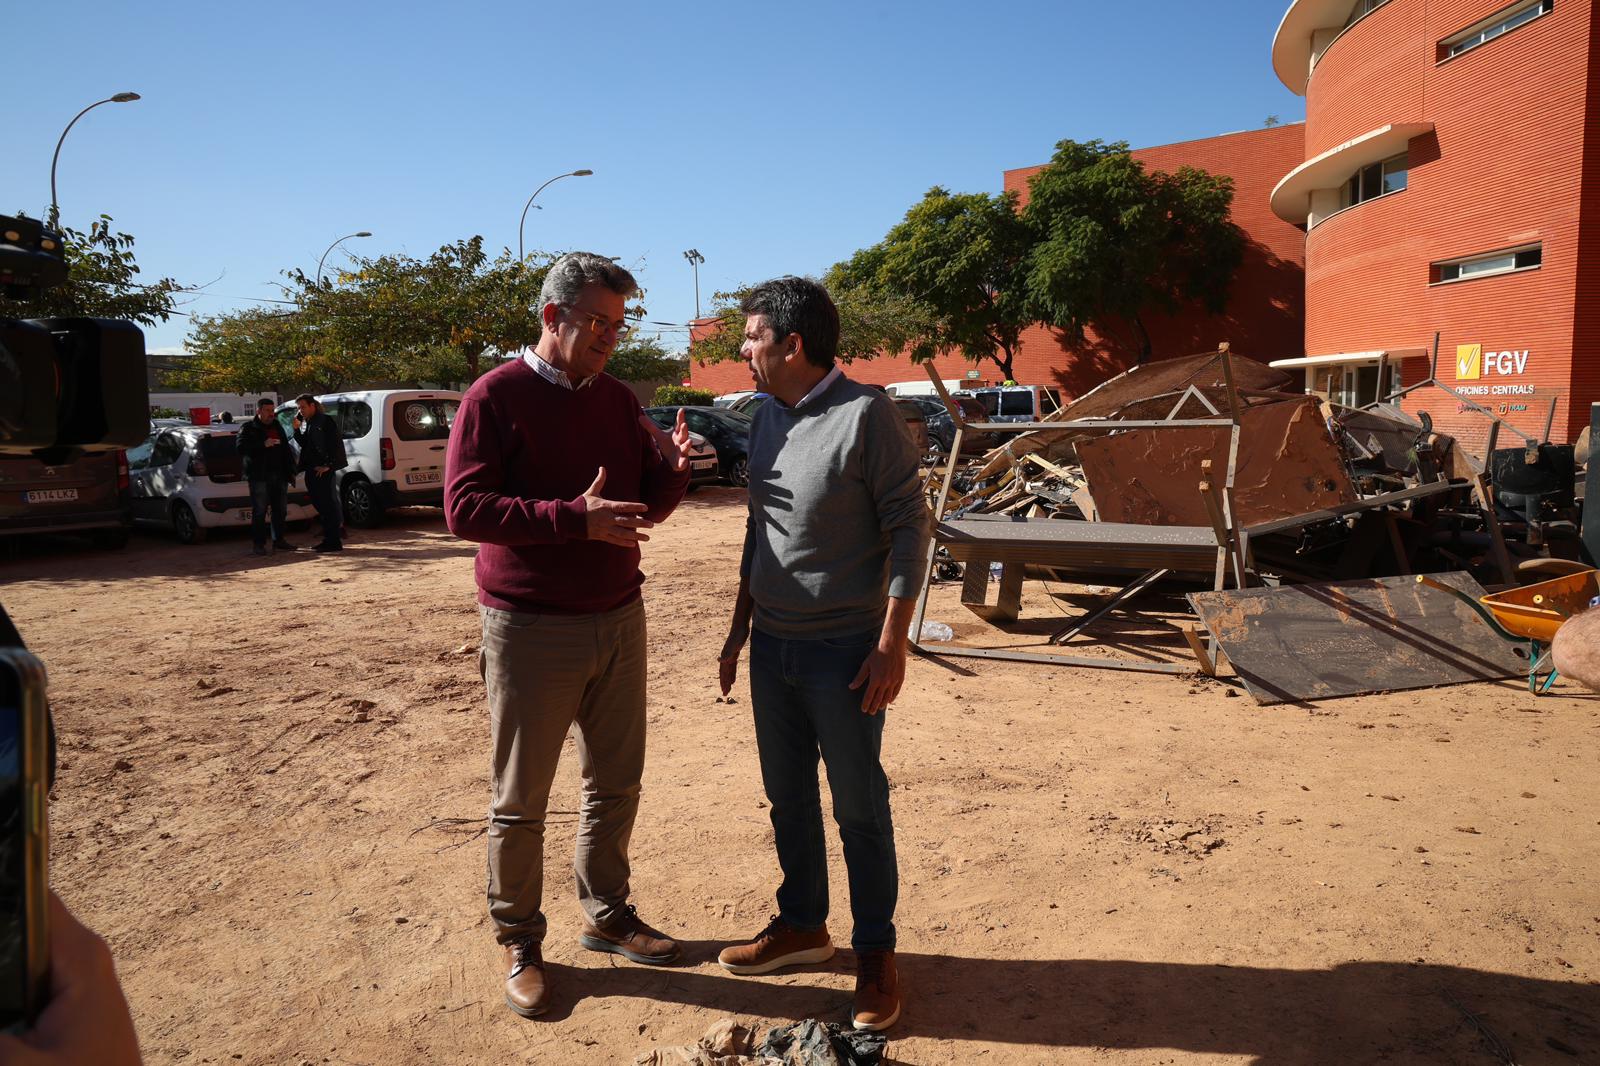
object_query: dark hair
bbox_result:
[740,277,839,368]
[294,393,320,410]
[256,398,275,409]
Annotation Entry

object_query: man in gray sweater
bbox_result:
[715,277,930,1032]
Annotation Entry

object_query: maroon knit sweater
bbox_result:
[444,358,689,614]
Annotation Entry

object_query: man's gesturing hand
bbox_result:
[638,410,692,472]
[581,467,654,546]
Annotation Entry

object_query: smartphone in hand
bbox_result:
[0,649,49,1032]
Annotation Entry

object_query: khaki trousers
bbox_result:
[478,597,647,944]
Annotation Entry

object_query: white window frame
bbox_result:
[1430,243,1543,286]
[1441,0,1553,61]
[1341,153,1409,210]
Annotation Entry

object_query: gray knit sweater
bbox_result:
[739,374,931,639]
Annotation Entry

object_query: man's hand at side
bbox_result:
[718,629,747,697]
[848,640,907,716]
[638,411,692,473]
[581,467,654,546]
[847,595,918,715]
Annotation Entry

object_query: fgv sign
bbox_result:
[1456,344,1530,380]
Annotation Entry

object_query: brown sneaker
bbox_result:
[852,949,901,1031]
[717,915,835,975]
[501,935,548,1018]
[579,904,680,965]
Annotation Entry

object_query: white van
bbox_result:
[883,379,965,399]
[960,384,1063,423]
[278,389,461,528]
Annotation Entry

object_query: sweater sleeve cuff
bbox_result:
[558,497,588,540]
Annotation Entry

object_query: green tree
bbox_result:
[291,237,549,384]
[1022,139,1244,365]
[606,334,685,382]
[653,385,714,406]
[687,280,931,370]
[6,213,180,325]
[829,187,1034,380]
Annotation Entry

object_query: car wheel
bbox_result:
[91,527,129,550]
[728,456,750,487]
[172,502,205,545]
[342,477,385,528]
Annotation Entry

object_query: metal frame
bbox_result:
[910,348,1247,674]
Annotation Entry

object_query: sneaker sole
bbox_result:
[578,934,680,966]
[718,942,835,975]
[504,994,546,1019]
[852,1000,901,1032]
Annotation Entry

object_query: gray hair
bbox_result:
[538,252,638,312]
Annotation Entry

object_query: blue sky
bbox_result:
[6,1,1304,354]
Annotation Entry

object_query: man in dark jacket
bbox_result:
[236,398,297,556]
[292,394,348,552]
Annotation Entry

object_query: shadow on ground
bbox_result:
[545,952,1598,1064]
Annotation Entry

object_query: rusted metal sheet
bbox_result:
[1077,397,1355,528]
[1187,572,1525,704]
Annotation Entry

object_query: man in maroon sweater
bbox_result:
[445,252,693,1019]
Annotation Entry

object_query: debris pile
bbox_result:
[914,347,1595,700]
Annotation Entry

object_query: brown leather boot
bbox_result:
[852,949,901,1031]
[579,904,680,965]
[501,935,549,1018]
[717,915,835,975]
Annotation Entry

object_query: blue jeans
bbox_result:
[306,469,342,547]
[249,478,287,547]
[749,627,897,952]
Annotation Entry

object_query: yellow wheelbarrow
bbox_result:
[1417,567,1600,694]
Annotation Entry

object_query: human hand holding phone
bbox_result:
[0,893,142,1065]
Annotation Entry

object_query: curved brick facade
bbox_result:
[1281,0,1599,444]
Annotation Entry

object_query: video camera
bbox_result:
[0,211,149,464]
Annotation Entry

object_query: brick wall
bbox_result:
[1299,0,1596,444]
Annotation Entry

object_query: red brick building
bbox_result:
[688,124,1309,399]
[1270,0,1599,445]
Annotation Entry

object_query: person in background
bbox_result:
[292,394,348,552]
[235,398,297,557]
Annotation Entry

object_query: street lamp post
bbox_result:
[49,92,141,228]
[315,231,373,288]
[518,169,593,261]
[683,248,705,320]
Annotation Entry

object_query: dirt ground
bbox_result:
[4,487,1599,1065]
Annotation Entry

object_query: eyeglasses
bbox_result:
[564,308,632,341]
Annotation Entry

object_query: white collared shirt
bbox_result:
[791,364,843,410]
[522,349,595,390]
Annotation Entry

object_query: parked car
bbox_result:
[961,384,1062,423]
[0,450,131,549]
[901,395,993,455]
[126,424,314,544]
[891,399,931,455]
[728,392,771,417]
[645,406,753,486]
[277,389,461,528]
[713,391,756,409]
